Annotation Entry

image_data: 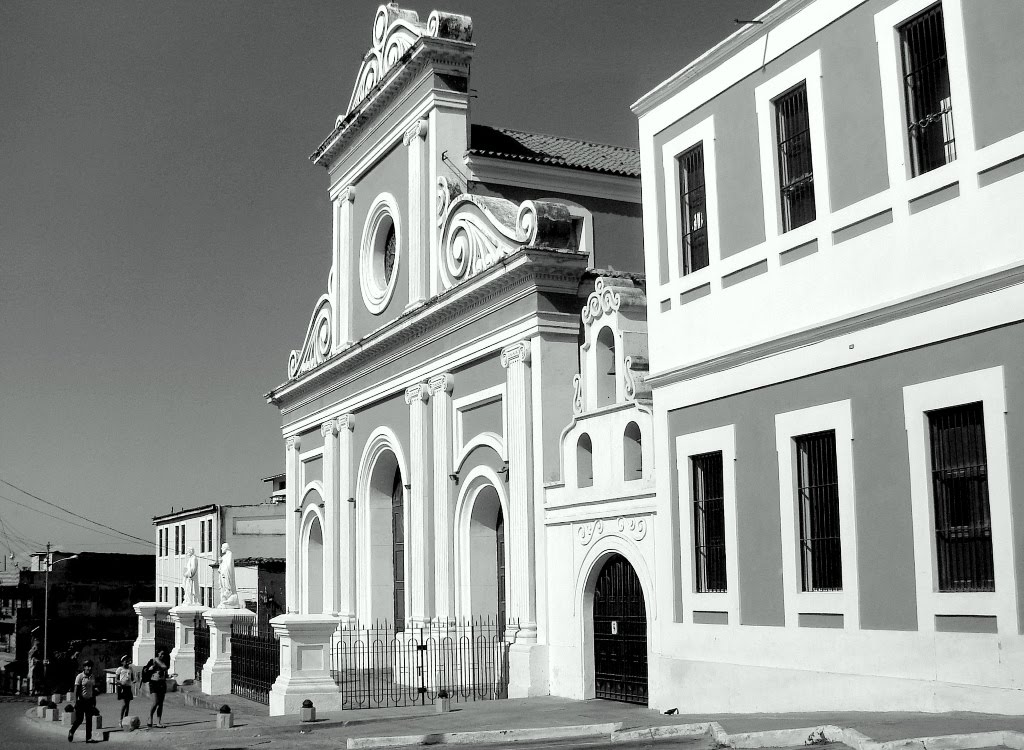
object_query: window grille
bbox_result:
[691,451,727,593]
[774,83,815,232]
[677,143,709,275]
[383,225,397,283]
[928,402,993,592]
[795,430,842,591]
[391,470,405,630]
[900,4,955,176]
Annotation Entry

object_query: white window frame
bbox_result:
[874,0,976,205]
[754,50,831,250]
[359,192,402,315]
[452,384,507,465]
[676,425,739,625]
[902,366,1017,634]
[662,115,719,282]
[775,400,859,628]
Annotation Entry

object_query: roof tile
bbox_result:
[469,125,640,178]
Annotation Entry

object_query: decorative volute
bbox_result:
[575,276,650,414]
[288,294,333,380]
[343,4,473,123]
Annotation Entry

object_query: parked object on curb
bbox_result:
[300,699,315,722]
[217,704,233,729]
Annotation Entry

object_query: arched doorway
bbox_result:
[466,484,506,625]
[593,553,647,704]
[304,514,324,614]
[360,443,406,628]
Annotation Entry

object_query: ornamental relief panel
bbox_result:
[575,516,648,547]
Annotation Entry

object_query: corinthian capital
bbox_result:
[403,119,429,146]
[405,382,430,405]
[428,373,454,395]
[500,340,532,369]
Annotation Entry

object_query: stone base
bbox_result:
[301,706,315,722]
[202,659,232,696]
[44,708,58,721]
[268,613,342,717]
[269,683,342,717]
[217,712,233,729]
[507,642,549,698]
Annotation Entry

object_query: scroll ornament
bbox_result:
[288,296,332,380]
[576,516,648,546]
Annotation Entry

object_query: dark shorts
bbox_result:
[117,684,134,700]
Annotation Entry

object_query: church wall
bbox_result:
[536,332,580,481]
[352,392,411,478]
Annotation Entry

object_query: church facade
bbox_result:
[264,4,641,715]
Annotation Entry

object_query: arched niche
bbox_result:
[596,326,616,407]
[623,421,642,481]
[577,433,594,488]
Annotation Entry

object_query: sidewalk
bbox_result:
[21,688,1024,749]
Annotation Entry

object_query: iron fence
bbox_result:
[194,615,210,682]
[0,670,28,695]
[230,617,279,705]
[154,618,175,659]
[331,618,511,710]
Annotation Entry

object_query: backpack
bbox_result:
[140,661,153,683]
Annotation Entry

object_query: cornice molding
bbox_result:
[465,154,641,204]
[268,246,588,407]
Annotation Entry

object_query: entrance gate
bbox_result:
[593,553,648,704]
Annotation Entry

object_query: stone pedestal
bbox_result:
[268,614,341,716]
[507,627,548,698]
[132,601,170,666]
[217,712,233,729]
[169,604,208,680]
[201,607,255,696]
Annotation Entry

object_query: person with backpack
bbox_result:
[67,660,96,743]
[142,650,172,728]
[114,655,135,723]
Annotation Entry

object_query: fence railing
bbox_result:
[154,619,175,659]
[0,670,28,695]
[194,615,210,682]
[230,617,279,705]
[332,617,512,710]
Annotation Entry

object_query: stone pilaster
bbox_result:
[429,373,455,623]
[403,119,429,308]
[404,382,432,626]
[201,607,255,696]
[335,414,356,627]
[132,602,168,666]
[169,604,208,679]
[321,419,340,616]
[268,614,342,716]
[332,186,356,351]
[285,435,301,613]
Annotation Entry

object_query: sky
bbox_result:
[0,0,774,563]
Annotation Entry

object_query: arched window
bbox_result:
[596,326,616,407]
[391,468,405,629]
[577,433,594,488]
[623,421,642,480]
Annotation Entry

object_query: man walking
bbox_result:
[68,660,96,743]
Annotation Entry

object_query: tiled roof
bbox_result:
[468,125,640,178]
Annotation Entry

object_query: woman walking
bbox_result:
[144,650,171,728]
[67,660,96,743]
[114,655,135,723]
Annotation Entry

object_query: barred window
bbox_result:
[691,451,727,593]
[899,4,955,176]
[928,402,994,592]
[678,143,709,275]
[774,83,816,232]
[795,430,842,592]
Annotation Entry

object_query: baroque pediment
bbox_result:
[345,4,473,120]
[287,294,332,380]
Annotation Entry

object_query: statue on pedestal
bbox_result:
[218,542,239,608]
[182,547,198,605]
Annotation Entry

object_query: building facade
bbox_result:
[629,0,1024,714]
[265,4,642,715]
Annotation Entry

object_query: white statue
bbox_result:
[219,542,239,608]
[182,547,198,605]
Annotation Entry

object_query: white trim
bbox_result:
[874,0,976,215]
[902,366,1017,634]
[454,432,506,473]
[452,465,510,620]
[465,154,641,204]
[452,384,507,458]
[359,192,402,315]
[662,115,720,283]
[754,50,831,246]
[775,400,859,629]
[298,503,326,615]
[675,425,739,625]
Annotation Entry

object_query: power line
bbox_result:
[0,492,150,549]
[0,476,151,545]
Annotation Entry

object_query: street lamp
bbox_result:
[42,544,78,690]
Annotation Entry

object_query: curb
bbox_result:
[611,722,716,744]
[346,721,623,748]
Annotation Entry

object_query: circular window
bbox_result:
[359,193,402,314]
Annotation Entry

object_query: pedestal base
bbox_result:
[268,613,342,716]
[507,641,549,698]
[200,607,255,697]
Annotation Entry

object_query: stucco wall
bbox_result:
[963,0,1024,149]
[666,322,1024,632]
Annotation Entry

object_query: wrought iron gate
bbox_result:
[193,615,210,682]
[230,617,279,704]
[154,618,175,659]
[593,553,647,704]
[331,618,511,710]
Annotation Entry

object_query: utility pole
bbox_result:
[42,541,50,685]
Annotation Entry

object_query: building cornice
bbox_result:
[465,154,641,204]
[152,504,218,524]
[267,245,589,408]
